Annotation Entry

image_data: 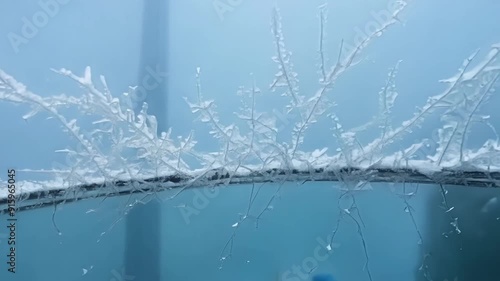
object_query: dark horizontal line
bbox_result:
[1,167,499,213]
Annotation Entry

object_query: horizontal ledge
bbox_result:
[2,166,499,213]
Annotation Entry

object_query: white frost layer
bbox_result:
[1,6,499,204]
[1,157,499,201]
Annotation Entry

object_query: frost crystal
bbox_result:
[0,2,499,212]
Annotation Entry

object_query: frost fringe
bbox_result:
[0,2,499,208]
[2,3,500,280]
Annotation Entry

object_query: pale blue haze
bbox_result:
[0,1,499,281]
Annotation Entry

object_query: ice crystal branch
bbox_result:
[270,7,303,113]
[0,1,499,210]
[358,46,500,166]
[0,3,500,278]
[318,2,329,83]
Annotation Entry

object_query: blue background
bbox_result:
[0,0,499,280]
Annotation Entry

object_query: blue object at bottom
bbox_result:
[312,273,336,281]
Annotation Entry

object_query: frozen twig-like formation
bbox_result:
[0,2,500,209]
[2,4,500,279]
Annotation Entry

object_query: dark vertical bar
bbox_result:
[125,1,168,280]
[416,186,500,281]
